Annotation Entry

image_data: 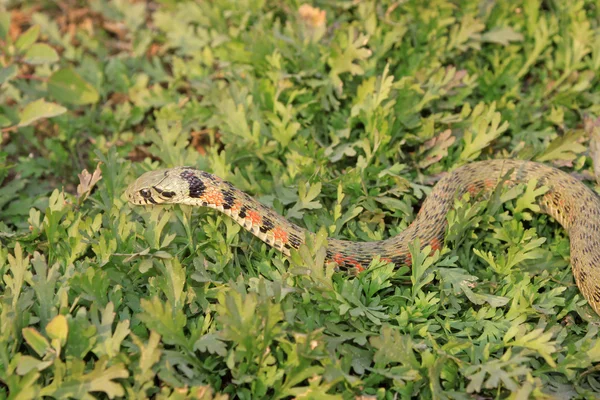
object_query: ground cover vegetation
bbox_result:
[1,0,600,398]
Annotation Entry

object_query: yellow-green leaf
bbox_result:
[23,43,59,65]
[0,64,18,85]
[22,327,50,357]
[48,68,100,105]
[15,25,40,52]
[0,12,10,41]
[18,99,67,127]
[46,315,69,344]
[16,355,53,375]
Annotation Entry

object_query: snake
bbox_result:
[125,159,600,316]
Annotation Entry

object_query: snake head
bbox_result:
[126,166,220,206]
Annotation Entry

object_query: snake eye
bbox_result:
[139,189,152,199]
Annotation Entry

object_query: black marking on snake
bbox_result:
[221,189,236,210]
[259,217,274,233]
[288,233,302,248]
[201,171,218,183]
[239,205,249,219]
[390,255,407,266]
[153,187,175,199]
[180,171,206,198]
[325,248,334,260]
[594,286,600,303]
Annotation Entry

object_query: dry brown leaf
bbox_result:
[418,129,456,168]
[77,163,103,201]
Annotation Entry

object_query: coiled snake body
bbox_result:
[126,160,600,316]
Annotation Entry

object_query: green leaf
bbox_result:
[15,25,40,52]
[513,179,548,218]
[7,242,30,306]
[132,331,162,383]
[18,99,67,127]
[370,326,420,368]
[46,315,69,345]
[45,358,128,399]
[91,303,130,358]
[0,12,10,41]
[364,260,395,298]
[351,63,395,117]
[465,350,531,393]
[48,68,100,105]
[328,28,371,90]
[504,323,557,367]
[16,355,53,375]
[194,333,228,356]
[216,286,284,353]
[0,65,18,85]
[535,131,586,162]
[288,181,322,219]
[283,374,342,399]
[66,309,97,358]
[409,239,437,298]
[138,297,188,348]
[23,43,59,65]
[447,14,485,52]
[481,27,524,46]
[438,267,509,307]
[460,102,509,162]
[517,16,550,78]
[159,259,186,308]
[475,226,547,276]
[22,327,50,357]
[0,114,12,127]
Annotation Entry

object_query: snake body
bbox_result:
[126,160,600,316]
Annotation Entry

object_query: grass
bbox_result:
[2,0,600,398]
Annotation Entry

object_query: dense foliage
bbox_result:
[1,0,600,398]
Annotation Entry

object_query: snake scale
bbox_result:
[126,159,600,316]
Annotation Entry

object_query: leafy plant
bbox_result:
[2,0,600,398]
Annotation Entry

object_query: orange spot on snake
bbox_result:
[246,210,262,225]
[483,178,496,189]
[272,227,288,243]
[332,253,364,272]
[230,200,242,212]
[204,189,224,207]
[430,237,442,252]
[467,183,479,196]
[352,263,365,273]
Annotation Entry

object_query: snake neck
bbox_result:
[180,180,308,256]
